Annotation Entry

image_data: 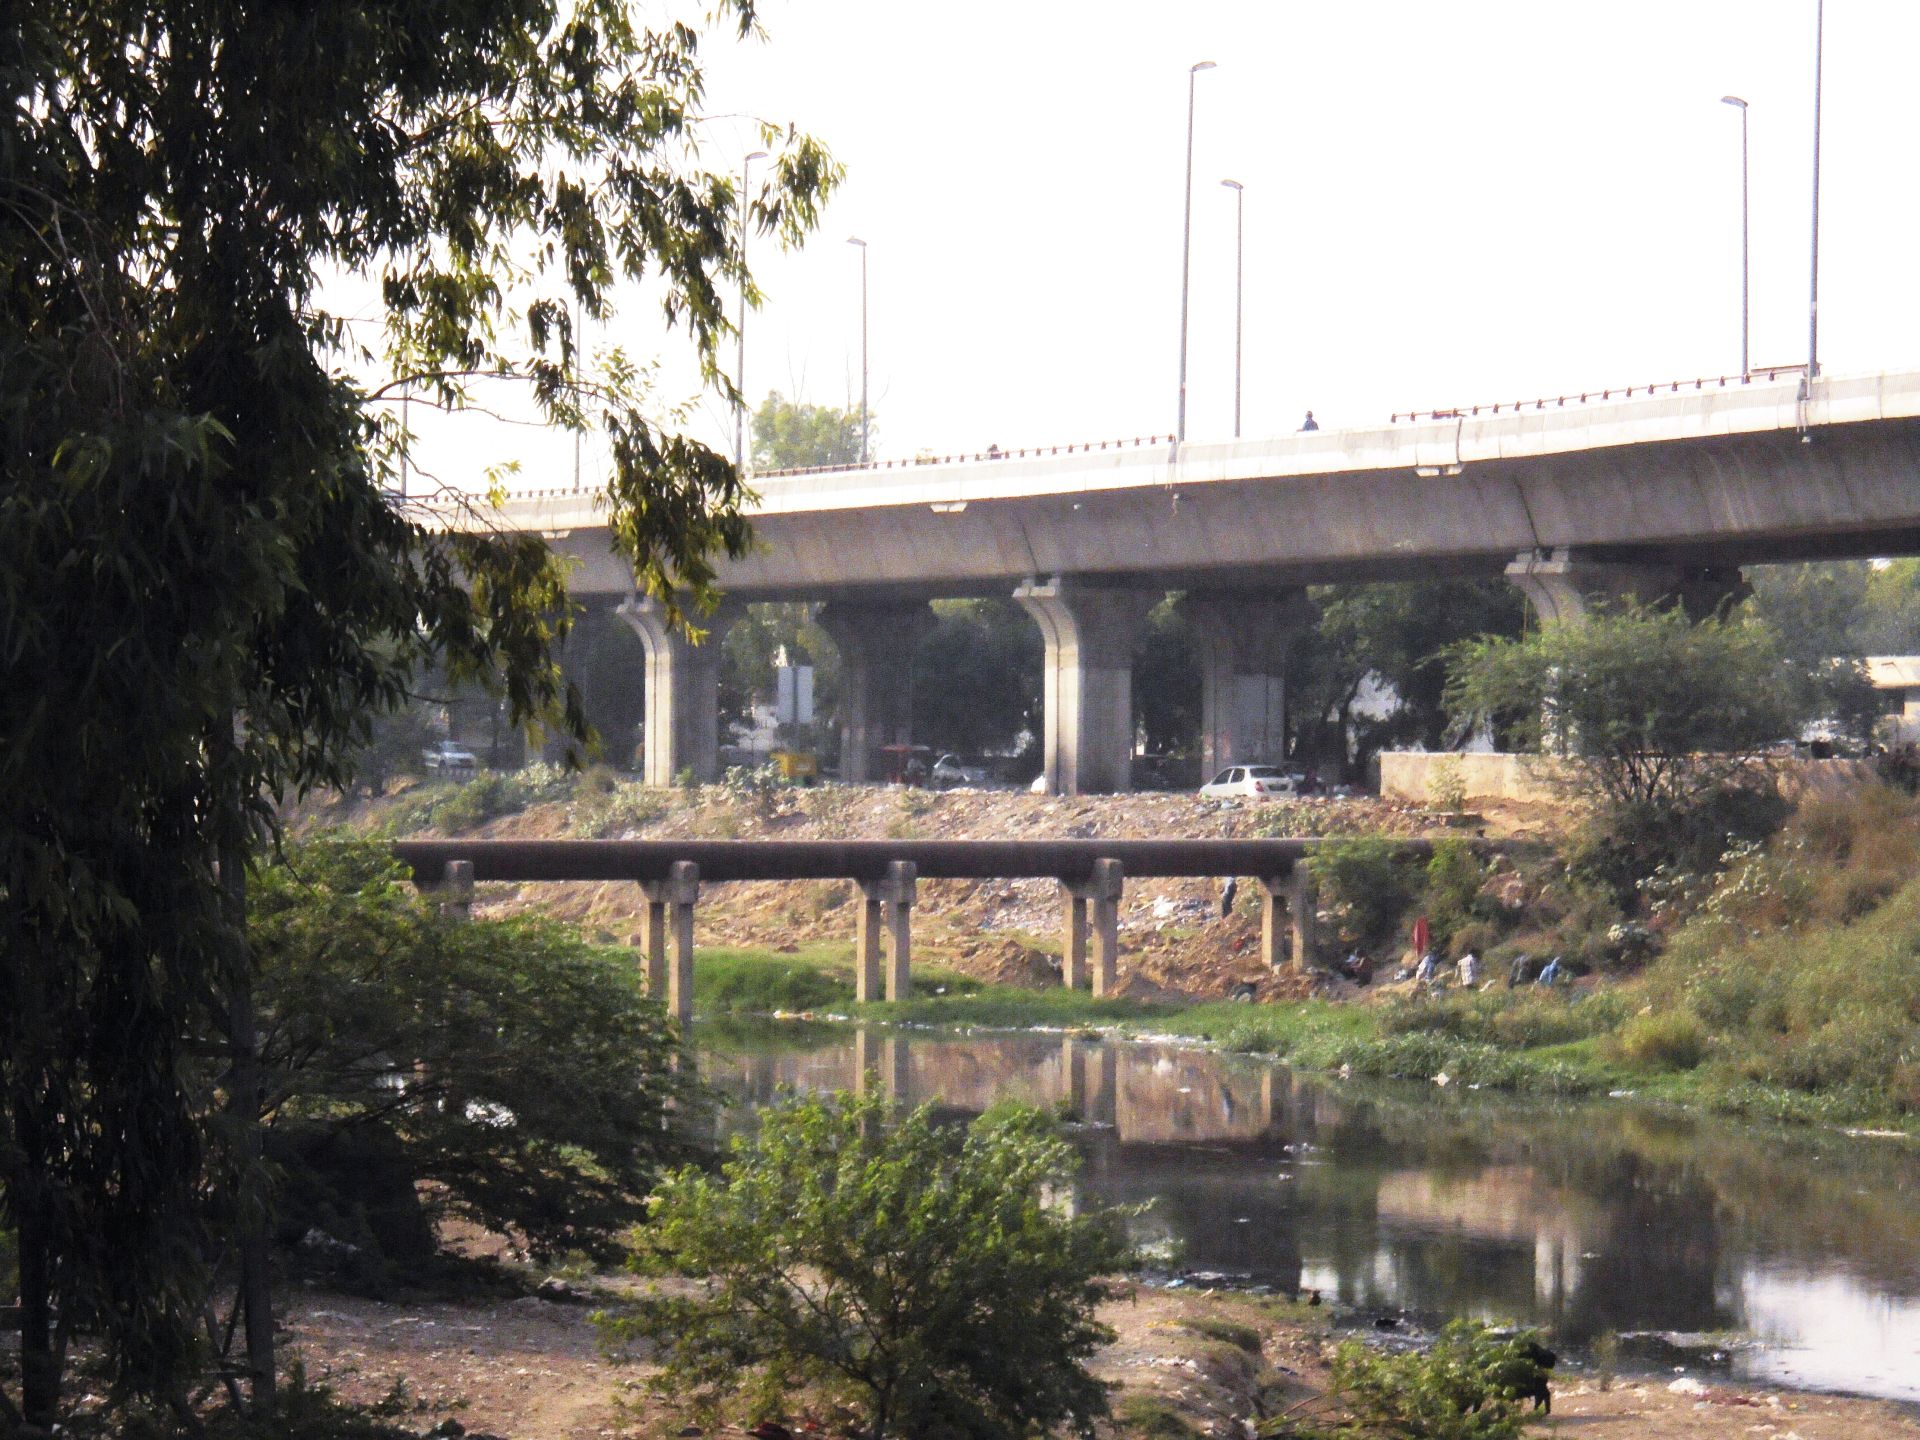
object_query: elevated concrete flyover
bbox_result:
[472,369,1920,790]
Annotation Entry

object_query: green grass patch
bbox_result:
[694,945,855,1013]
[1179,1316,1263,1353]
[1114,1395,1202,1440]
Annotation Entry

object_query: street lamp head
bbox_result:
[1721,94,1747,109]
[1220,178,1242,192]
[846,235,866,248]
[1191,59,1217,73]
[745,149,770,163]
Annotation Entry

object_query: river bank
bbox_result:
[277,1277,1920,1439]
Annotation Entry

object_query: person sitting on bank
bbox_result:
[1457,951,1479,988]
[1536,955,1563,987]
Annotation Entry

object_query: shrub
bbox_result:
[253,839,697,1267]
[1428,754,1468,814]
[1422,840,1488,952]
[606,1093,1132,1440]
[1266,1320,1554,1439]
[1309,837,1419,950]
[1611,1009,1707,1070]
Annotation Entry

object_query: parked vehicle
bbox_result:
[1198,765,1301,799]
[422,741,479,775]
[931,753,989,788]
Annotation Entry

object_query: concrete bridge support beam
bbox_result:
[639,860,699,1029]
[1065,857,1124,997]
[1015,578,1156,795]
[1183,590,1315,774]
[617,596,738,786]
[1505,547,1748,626]
[855,860,917,1001]
[816,600,935,784]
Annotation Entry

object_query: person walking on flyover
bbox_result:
[1299,410,1319,431]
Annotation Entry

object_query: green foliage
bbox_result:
[252,840,697,1265]
[1266,1321,1552,1439]
[1427,755,1468,815]
[1181,1317,1264,1353]
[606,1093,1131,1440]
[4,0,836,1418]
[1135,596,1202,758]
[1288,580,1525,779]
[1117,1395,1204,1440]
[1445,602,1808,814]
[752,391,872,470]
[694,947,859,1014]
[1860,558,1920,653]
[1421,841,1488,953]
[912,599,1045,757]
[117,1365,421,1440]
[1610,1010,1707,1071]
[1308,838,1420,949]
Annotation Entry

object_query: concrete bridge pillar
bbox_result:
[616,596,739,786]
[1182,590,1314,774]
[1014,577,1156,794]
[1506,548,1748,626]
[816,600,935,783]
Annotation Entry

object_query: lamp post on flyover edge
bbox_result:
[1719,97,1748,380]
[1806,0,1824,384]
[735,149,768,472]
[847,235,868,465]
[1176,59,1217,443]
[1220,178,1244,439]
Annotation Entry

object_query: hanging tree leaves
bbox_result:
[0,0,836,1426]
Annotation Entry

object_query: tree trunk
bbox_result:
[221,848,277,1410]
[16,1168,59,1429]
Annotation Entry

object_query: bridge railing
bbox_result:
[1390,364,1808,424]
[753,432,1177,481]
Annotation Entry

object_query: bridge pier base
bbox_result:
[1183,590,1314,774]
[1015,577,1156,795]
[617,596,739,786]
[1252,866,1318,972]
[1506,548,1748,626]
[1064,857,1124,997]
[640,861,699,1029]
[817,601,935,783]
[855,860,916,1001]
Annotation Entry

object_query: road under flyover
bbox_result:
[393,837,1469,1027]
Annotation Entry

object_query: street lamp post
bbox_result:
[1719,97,1749,379]
[1220,178,1244,439]
[847,236,868,465]
[1176,60,1217,443]
[735,149,768,472]
[1807,0,1824,383]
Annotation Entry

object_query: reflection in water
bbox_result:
[699,1026,1920,1404]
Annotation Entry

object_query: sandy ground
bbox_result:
[280,1279,1920,1440]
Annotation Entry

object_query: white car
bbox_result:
[422,742,479,775]
[1199,765,1301,800]
[931,753,989,788]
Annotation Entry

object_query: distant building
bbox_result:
[1866,657,1920,743]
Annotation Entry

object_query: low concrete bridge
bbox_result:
[394,836,1390,1027]
[468,369,1920,792]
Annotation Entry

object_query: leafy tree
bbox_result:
[607,1093,1131,1440]
[751,391,873,470]
[1445,604,1808,891]
[1288,581,1526,780]
[1444,603,1807,813]
[1859,558,1920,655]
[1135,596,1202,757]
[1745,561,1871,666]
[251,840,696,1270]
[2,0,833,1424]
[911,600,1045,757]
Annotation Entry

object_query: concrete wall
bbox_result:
[1381,751,1884,806]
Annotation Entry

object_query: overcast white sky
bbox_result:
[394,1,1920,489]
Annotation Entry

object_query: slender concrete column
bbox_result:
[883,860,916,1001]
[1059,884,1089,989]
[1014,577,1157,794]
[854,881,886,1003]
[1067,857,1124,997]
[1506,548,1749,626]
[641,861,699,1028]
[438,859,475,922]
[616,595,739,786]
[1289,865,1319,972]
[815,600,935,783]
[1182,590,1314,774]
[1255,873,1291,971]
[633,900,668,996]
